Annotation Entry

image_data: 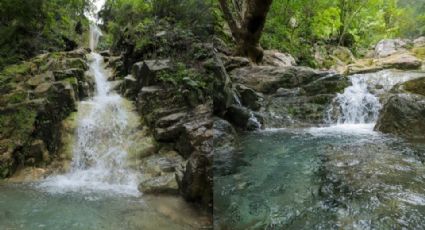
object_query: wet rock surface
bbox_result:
[225,65,349,128]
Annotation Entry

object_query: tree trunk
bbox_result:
[219,0,273,63]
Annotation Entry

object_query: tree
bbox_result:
[218,0,273,63]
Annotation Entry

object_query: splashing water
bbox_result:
[328,70,424,125]
[331,75,381,124]
[40,26,140,196]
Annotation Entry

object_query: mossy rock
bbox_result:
[63,58,88,70]
[402,77,425,96]
[3,90,28,105]
[412,47,425,59]
[58,112,78,160]
[0,106,37,145]
[2,62,34,77]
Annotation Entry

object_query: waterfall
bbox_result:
[39,25,140,196]
[328,70,424,125]
[89,24,102,51]
[331,76,381,124]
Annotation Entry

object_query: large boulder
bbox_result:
[220,55,251,72]
[230,66,328,94]
[347,52,422,75]
[139,173,179,194]
[375,93,425,140]
[375,77,425,140]
[235,84,263,111]
[132,59,171,89]
[376,53,422,70]
[213,118,239,176]
[262,50,296,67]
[375,39,413,58]
[414,37,425,48]
[226,105,262,130]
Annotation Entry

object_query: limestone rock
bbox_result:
[377,53,422,70]
[262,50,296,67]
[414,37,425,48]
[139,173,179,194]
[231,66,328,94]
[375,39,413,58]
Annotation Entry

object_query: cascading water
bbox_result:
[330,75,382,124]
[40,25,140,196]
[89,24,102,51]
[328,70,424,125]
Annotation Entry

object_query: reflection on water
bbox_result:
[214,126,425,229]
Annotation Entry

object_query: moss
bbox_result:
[310,95,332,105]
[64,77,78,85]
[0,106,37,143]
[7,90,28,104]
[403,77,425,96]
[58,112,78,160]
[2,62,32,77]
[413,47,425,59]
[64,58,87,70]
[287,106,298,116]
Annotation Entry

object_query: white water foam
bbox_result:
[308,124,377,136]
[39,26,140,196]
[321,70,423,134]
[328,70,423,123]
[329,75,382,124]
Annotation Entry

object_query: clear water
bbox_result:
[0,183,207,230]
[215,70,425,229]
[214,126,425,229]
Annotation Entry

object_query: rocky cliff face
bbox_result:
[104,39,214,210]
[0,48,93,178]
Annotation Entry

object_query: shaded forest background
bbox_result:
[1,0,425,69]
[215,0,425,66]
[0,0,214,70]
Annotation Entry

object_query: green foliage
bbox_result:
[312,7,341,39]
[258,0,425,66]
[158,63,208,89]
[100,0,214,50]
[0,0,91,69]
